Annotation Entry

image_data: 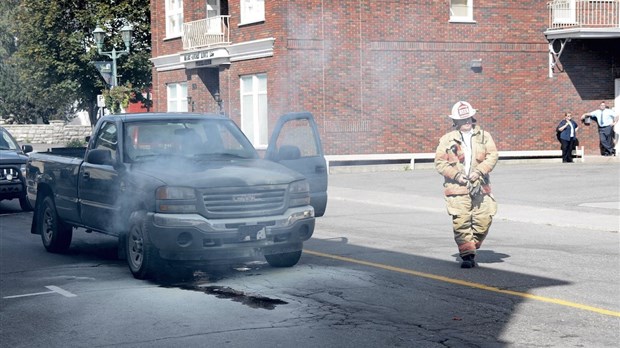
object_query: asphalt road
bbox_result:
[0,161,618,347]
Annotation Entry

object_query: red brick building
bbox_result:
[149,0,620,155]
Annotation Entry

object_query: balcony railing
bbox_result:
[547,0,620,30]
[182,15,230,50]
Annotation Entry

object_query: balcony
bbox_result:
[546,0,620,39]
[182,15,231,50]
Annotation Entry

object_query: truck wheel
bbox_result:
[39,196,72,253]
[19,194,33,211]
[265,250,302,267]
[126,212,161,280]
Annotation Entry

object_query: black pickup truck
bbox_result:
[26,112,327,279]
[1,126,34,211]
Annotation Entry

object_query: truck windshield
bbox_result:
[0,128,20,150]
[123,119,259,162]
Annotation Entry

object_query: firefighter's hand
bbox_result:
[455,173,468,185]
[468,171,480,182]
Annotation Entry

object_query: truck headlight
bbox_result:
[156,186,198,213]
[289,180,310,207]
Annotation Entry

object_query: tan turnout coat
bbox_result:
[434,126,498,196]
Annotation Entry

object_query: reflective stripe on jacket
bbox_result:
[434,126,498,196]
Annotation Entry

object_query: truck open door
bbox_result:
[265,112,328,217]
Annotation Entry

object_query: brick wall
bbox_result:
[151,0,620,155]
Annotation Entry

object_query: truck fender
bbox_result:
[30,194,41,234]
[30,188,51,234]
[117,231,127,260]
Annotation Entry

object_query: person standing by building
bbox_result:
[581,101,618,156]
[557,112,579,163]
[434,101,499,269]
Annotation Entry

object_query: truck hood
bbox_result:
[0,150,28,164]
[129,158,305,188]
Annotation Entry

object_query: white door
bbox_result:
[206,0,221,34]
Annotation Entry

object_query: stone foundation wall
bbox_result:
[0,120,92,145]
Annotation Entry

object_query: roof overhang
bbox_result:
[544,28,620,40]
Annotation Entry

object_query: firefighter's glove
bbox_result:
[454,172,468,185]
[468,171,481,182]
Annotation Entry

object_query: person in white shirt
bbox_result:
[581,101,618,156]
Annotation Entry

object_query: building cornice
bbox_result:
[151,38,276,71]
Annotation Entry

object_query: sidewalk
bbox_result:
[327,163,620,232]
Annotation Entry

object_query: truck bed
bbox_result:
[38,147,87,158]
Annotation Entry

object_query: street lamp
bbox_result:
[92,24,133,87]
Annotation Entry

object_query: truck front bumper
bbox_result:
[145,206,315,261]
[0,182,26,200]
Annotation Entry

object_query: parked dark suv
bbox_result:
[0,126,33,211]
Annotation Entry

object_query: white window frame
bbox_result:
[239,0,265,26]
[450,0,475,23]
[165,0,184,38]
[167,83,188,112]
[240,74,268,148]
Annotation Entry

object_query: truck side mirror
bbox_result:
[22,144,33,153]
[87,148,114,166]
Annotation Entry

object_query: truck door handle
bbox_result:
[315,165,326,173]
[82,172,90,180]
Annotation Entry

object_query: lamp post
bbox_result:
[92,24,133,87]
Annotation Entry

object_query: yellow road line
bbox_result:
[304,249,620,318]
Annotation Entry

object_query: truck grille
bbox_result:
[0,167,20,182]
[202,184,287,218]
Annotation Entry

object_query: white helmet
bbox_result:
[449,101,477,120]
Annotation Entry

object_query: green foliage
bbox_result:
[0,0,20,59]
[0,0,151,125]
[65,138,86,148]
[103,85,132,114]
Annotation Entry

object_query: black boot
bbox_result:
[460,254,476,269]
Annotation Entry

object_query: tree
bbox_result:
[0,0,19,60]
[4,0,151,125]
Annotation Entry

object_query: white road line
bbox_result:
[3,285,77,299]
[45,285,77,297]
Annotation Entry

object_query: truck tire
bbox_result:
[126,212,161,280]
[265,250,302,267]
[19,194,33,211]
[39,196,72,253]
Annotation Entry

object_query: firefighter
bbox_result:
[434,101,499,268]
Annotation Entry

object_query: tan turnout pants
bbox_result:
[445,194,498,257]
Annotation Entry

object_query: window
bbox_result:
[240,74,268,147]
[93,122,118,162]
[167,83,188,112]
[165,0,183,38]
[123,119,258,162]
[450,0,474,23]
[240,0,265,25]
